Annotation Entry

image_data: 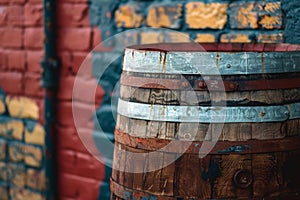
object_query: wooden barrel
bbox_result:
[111,43,300,200]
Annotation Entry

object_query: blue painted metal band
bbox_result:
[118,99,300,123]
[123,49,300,75]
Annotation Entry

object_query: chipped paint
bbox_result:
[257,33,284,43]
[236,3,258,28]
[264,2,281,13]
[221,34,251,43]
[25,121,46,146]
[23,145,43,167]
[0,117,24,140]
[186,2,228,29]
[218,145,249,153]
[202,158,221,184]
[115,4,144,28]
[259,15,282,29]
[147,4,182,28]
[9,142,24,163]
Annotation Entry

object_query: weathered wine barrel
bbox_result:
[111,43,300,200]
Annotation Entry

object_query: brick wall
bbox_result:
[0,0,299,200]
[0,0,46,199]
[56,0,105,200]
[90,0,289,44]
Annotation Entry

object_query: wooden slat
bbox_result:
[213,154,252,199]
[252,154,280,197]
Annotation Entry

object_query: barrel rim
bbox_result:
[126,43,300,53]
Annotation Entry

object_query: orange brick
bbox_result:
[257,33,284,43]
[115,4,144,28]
[147,4,182,28]
[220,33,252,43]
[195,34,216,43]
[186,2,228,29]
[229,2,282,29]
[140,31,164,44]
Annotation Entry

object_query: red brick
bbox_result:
[7,5,23,26]
[0,28,22,48]
[0,6,7,26]
[58,28,92,51]
[26,50,43,73]
[24,28,43,49]
[56,101,94,129]
[74,52,93,77]
[58,51,72,75]
[10,0,26,4]
[72,76,104,105]
[58,0,88,2]
[58,149,104,180]
[24,3,42,26]
[0,72,23,95]
[0,49,7,70]
[58,173,100,199]
[0,0,9,3]
[56,126,89,153]
[24,73,43,97]
[28,0,42,4]
[57,75,74,100]
[57,3,89,27]
[92,27,101,48]
[75,152,104,179]
[6,50,26,71]
[34,97,44,124]
[73,51,88,74]
[58,150,76,174]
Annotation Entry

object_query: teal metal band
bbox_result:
[118,99,300,123]
[123,49,300,75]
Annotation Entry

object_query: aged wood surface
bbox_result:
[116,114,300,141]
[112,44,300,200]
[112,142,300,199]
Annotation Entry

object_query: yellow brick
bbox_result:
[25,123,45,146]
[236,3,258,29]
[147,4,182,28]
[9,143,24,163]
[0,98,5,114]
[10,188,45,200]
[257,33,283,43]
[26,169,45,191]
[220,34,251,43]
[186,2,228,29]
[195,34,216,43]
[6,96,39,120]
[24,145,43,167]
[263,2,281,13]
[140,32,164,44]
[259,15,281,29]
[8,165,25,187]
[0,162,8,182]
[165,32,191,43]
[115,5,144,28]
[0,118,24,140]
